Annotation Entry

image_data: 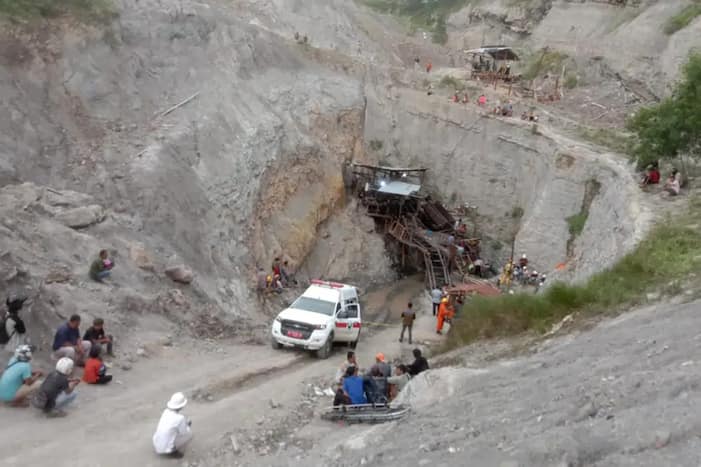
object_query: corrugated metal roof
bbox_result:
[375,181,421,196]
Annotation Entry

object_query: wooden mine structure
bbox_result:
[344,163,494,293]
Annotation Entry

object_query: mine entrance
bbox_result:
[343,163,497,295]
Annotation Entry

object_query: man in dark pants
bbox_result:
[399,302,415,344]
[83,318,114,356]
[408,348,429,376]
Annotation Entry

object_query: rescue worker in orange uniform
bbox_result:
[436,297,455,335]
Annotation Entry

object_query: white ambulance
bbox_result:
[271,280,362,359]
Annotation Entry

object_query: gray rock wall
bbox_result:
[363,87,648,281]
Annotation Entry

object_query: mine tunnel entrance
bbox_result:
[343,162,499,296]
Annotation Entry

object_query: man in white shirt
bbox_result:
[334,351,357,386]
[430,288,442,316]
[153,392,193,458]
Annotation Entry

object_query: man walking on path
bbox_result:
[430,287,442,316]
[399,302,416,344]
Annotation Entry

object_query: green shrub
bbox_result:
[566,212,587,236]
[664,4,701,35]
[564,73,578,89]
[521,49,569,81]
[0,0,117,23]
[439,75,465,91]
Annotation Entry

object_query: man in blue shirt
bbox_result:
[342,366,367,405]
[0,345,43,406]
[52,314,92,365]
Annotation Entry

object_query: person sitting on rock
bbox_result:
[280,260,297,286]
[153,392,193,459]
[82,346,113,385]
[478,94,487,107]
[265,275,282,294]
[31,357,80,417]
[333,386,352,407]
[640,164,661,187]
[2,295,28,354]
[342,366,367,405]
[83,318,114,356]
[388,364,411,400]
[335,350,358,386]
[663,169,682,197]
[89,249,114,282]
[52,314,91,366]
[407,348,429,376]
[501,101,513,117]
[0,345,43,407]
[519,254,528,269]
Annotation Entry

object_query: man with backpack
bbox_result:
[1,295,28,354]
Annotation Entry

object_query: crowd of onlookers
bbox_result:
[0,309,114,417]
[0,249,193,459]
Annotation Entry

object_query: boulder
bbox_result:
[165,265,194,284]
[129,243,155,271]
[54,205,106,229]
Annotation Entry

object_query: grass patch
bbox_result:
[566,212,587,237]
[0,0,117,23]
[361,0,470,44]
[577,127,632,154]
[368,139,384,151]
[444,197,701,350]
[521,48,570,81]
[564,73,578,89]
[664,3,701,35]
[438,75,465,91]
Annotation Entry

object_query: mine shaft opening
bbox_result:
[342,162,500,297]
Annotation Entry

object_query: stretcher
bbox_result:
[320,403,410,424]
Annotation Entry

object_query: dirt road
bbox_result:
[0,276,432,467]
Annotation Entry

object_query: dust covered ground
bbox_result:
[260,297,701,467]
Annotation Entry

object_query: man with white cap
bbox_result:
[31,357,80,417]
[0,344,43,407]
[153,392,193,459]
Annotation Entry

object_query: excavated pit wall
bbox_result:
[0,0,395,337]
[363,86,648,281]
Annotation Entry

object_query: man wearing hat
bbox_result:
[0,344,43,407]
[153,392,193,458]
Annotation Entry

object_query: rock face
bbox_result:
[54,205,106,229]
[363,87,650,282]
[0,0,397,330]
[165,265,194,284]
